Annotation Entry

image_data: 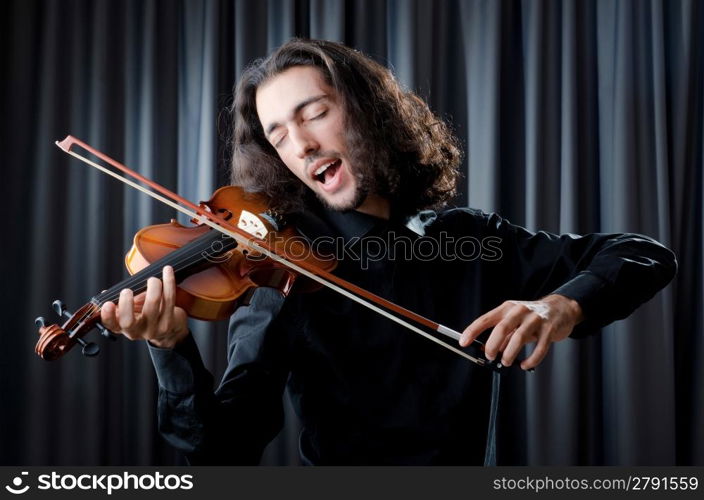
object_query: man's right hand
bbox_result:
[100,265,189,349]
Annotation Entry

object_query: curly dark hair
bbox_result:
[229,38,462,220]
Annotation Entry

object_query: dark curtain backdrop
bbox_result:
[1,0,702,466]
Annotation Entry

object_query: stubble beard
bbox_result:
[316,161,370,212]
[312,128,379,213]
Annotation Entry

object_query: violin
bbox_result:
[35,184,335,360]
[35,136,501,370]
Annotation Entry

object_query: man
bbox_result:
[100,39,676,465]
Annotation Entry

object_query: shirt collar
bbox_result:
[292,206,438,241]
[293,207,379,242]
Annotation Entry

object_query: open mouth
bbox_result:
[312,159,343,187]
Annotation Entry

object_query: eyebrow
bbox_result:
[264,94,328,138]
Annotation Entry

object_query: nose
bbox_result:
[289,126,319,159]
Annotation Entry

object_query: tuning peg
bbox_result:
[35,316,46,328]
[75,337,100,357]
[96,323,117,341]
[52,299,72,319]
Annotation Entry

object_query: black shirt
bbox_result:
[148,207,676,465]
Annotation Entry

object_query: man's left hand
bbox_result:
[459,295,584,370]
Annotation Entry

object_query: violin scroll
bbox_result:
[35,300,114,360]
[35,318,76,361]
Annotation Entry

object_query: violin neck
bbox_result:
[91,230,237,305]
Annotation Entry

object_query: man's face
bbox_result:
[255,66,364,211]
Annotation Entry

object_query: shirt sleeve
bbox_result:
[443,209,678,338]
[498,213,676,337]
[147,286,291,464]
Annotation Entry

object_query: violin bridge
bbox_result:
[237,210,269,239]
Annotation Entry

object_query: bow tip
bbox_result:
[55,136,75,152]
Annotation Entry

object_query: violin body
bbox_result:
[126,186,334,320]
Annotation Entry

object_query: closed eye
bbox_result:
[271,108,327,148]
[273,134,286,148]
[304,109,327,122]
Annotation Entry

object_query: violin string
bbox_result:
[97,249,229,305]
[74,231,235,326]
[60,142,484,366]
[94,232,231,304]
[76,251,221,328]
[76,252,200,325]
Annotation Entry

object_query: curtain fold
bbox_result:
[1,0,701,465]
